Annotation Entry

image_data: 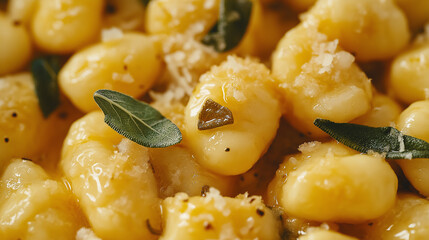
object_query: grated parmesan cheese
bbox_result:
[101,27,124,42]
[76,228,102,240]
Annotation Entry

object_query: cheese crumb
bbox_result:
[76,227,102,240]
[101,27,124,42]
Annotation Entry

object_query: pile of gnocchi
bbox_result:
[1,0,429,239]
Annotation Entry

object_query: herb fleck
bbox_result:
[256,208,265,217]
[204,221,213,230]
[198,98,234,130]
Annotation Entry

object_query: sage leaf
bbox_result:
[30,56,61,118]
[94,89,182,148]
[198,98,234,130]
[314,118,429,159]
[202,0,253,52]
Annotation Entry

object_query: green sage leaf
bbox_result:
[30,56,61,118]
[314,118,429,159]
[94,89,182,148]
[202,0,253,52]
[198,98,234,130]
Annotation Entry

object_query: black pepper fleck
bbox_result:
[105,3,116,14]
[253,172,259,178]
[13,20,21,26]
[239,176,245,181]
[256,208,265,217]
[201,185,210,197]
[58,112,68,119]
[11,112,17,118]
[224,147,230,152]
[4,138,9,143]
[203,221,213,230]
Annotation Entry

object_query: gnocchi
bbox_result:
[184,56,282,175]
[31,0,103,53]
[268,141,397,223]
[272,24,372,137]
[60,111,161,240]
[59,33,162,112]
[1,0,429,238]
[0,13,32,76]
[160,188,282,240]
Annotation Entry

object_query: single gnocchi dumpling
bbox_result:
[302,0,410,61]
[59,33,162,112]
[0,73,49,166]
[31,0,103,53]
[352,92,402,127]
[267,141,397,223]
[362,194,429,239]
[394,0,429,31]
[60,111,161,240]
[145,0,220,37]
[0,13,32,76]
[272,24,372,137]
[160,188,282,240]
[396,100,429,197]
[0,159,86,239]
[388,42,429,104]
[149,145,238,198]
[184,56,282,175]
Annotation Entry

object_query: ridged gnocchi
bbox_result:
[272,24,372,137]
[0,159,86,240]
[362,194,429,239]
[396,100,429,197]
[389,42,429,104]
[268,141,397,223]
[160,188,282,240]
[31,0,103,54]
[145,0,220,37]
[1,0,428,238]
[0,13,32,76]
[184,56,282,175]
[0,73,49,166]
[59,33,162,112]
[303,0,410,61]
[149,145,238,198]
[60,111,161,240]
